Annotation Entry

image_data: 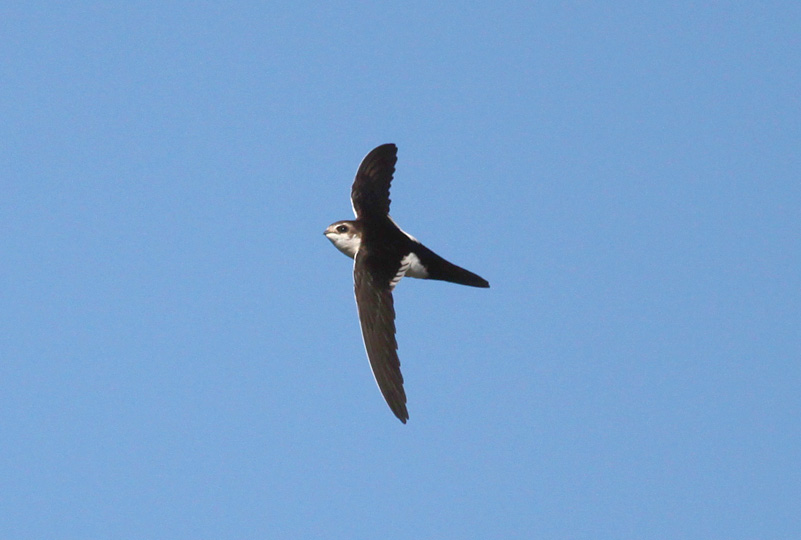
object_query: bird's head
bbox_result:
[324,220,362,259]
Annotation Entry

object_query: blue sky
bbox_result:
[2,2,799,538]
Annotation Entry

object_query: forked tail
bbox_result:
[417,244,490,288]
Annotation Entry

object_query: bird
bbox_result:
[324,143,489,423]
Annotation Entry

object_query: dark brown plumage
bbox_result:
[325,144,489,423]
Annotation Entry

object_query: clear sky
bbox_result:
[2,2,799,539]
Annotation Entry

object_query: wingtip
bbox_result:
[392,405,409,424]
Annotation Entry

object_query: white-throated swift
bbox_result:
[324,143,489,423]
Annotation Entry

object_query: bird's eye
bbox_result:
[336,225,348,233]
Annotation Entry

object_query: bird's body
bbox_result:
[324,144,489,423]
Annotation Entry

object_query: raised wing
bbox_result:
[353,248,409,423]
[351,143,398,219]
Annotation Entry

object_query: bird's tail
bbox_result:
[417,245,490,288]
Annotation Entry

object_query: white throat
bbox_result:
[326,232,361,259]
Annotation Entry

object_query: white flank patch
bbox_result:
[389,254,413,290]
[404,252,428,279]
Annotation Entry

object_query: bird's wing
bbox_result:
[351,143,398,219]
[353,248,409,423]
